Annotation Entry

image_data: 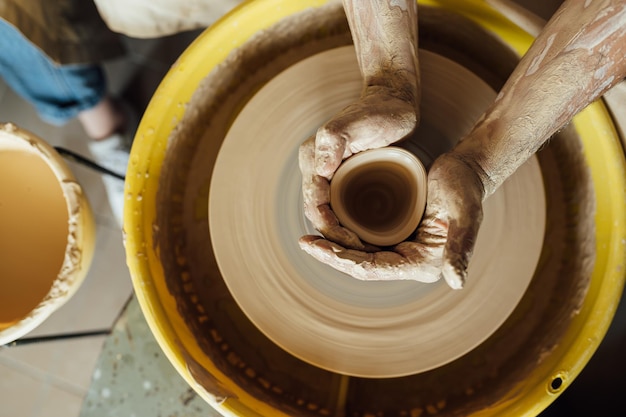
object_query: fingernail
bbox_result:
[442,263,465,290]
[298,235,318,246]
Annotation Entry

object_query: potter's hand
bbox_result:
[299,151,484,289]
[299,85,418,251]
[300,0,626,289]
[298,0,420,250]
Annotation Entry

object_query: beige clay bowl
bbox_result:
[0,123,95,345]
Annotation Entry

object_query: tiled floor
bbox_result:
[0,32,200,417]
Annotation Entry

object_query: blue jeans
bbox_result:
[0,19,106,125]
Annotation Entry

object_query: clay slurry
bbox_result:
[0,151,68,327]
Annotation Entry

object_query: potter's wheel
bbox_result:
[209,47,546,378]
[127,2,626,415]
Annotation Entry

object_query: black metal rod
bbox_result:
[54,146,125,181]
[1,294,135,349]
[2,329,112,348]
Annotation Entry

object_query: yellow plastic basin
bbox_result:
[125,1,626,415]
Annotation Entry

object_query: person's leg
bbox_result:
[0,19,131,226]
[77,96,127,140]
[0,18,125,139]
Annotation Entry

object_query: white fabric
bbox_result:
[93,0,244,38]
[88,134,129,226]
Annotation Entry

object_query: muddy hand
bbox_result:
[299,0,420,250]
[299,86,418,251]
[300,0,626,289]
[299,152,484,289]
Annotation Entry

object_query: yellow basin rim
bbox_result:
[124,0,626,416]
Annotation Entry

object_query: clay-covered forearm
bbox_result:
[342,0,420,106]
[456,0,626,198]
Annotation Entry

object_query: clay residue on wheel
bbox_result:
[154,5,595,417]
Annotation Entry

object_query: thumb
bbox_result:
[441,210,483,290]
[315,126,347,179]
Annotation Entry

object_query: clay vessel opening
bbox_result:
[335,160,417,234]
